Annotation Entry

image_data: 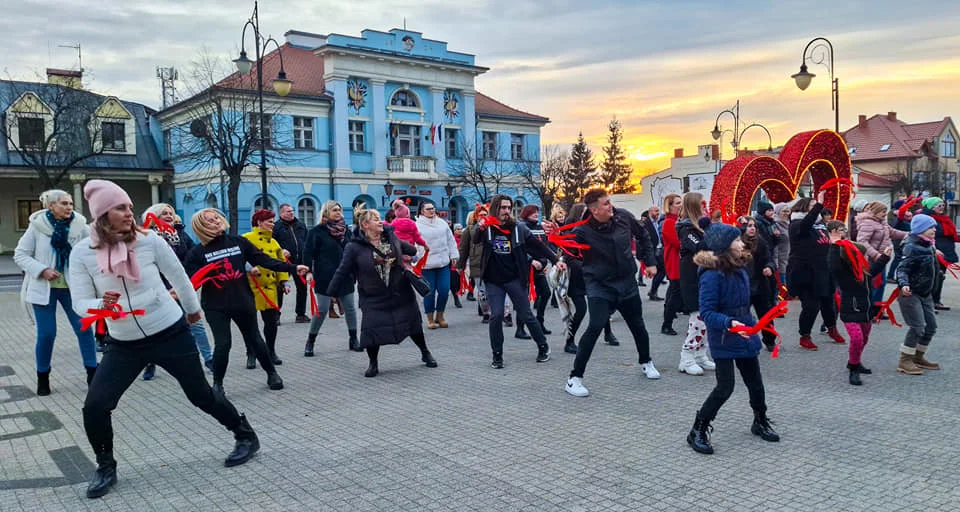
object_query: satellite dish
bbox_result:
[190,119,207,138]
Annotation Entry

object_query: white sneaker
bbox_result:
[641,362,661,379]
[565,376,589,397]
[694,351,716,371]
[678,350,704,375]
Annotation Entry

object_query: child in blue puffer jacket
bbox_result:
[687,224,779,455]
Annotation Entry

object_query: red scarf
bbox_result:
[930,213,959,242]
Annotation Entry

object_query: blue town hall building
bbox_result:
[158,28,549,229]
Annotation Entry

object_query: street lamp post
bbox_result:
[234,0,293,202]
[711,100,740,152]
[738,123,774,152]
[792,37,838,132]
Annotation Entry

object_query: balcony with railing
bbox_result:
[387,156,437,179]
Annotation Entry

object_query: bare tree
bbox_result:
[447,134,516,202]
[520,144,566,215]
[0,78,107,189]
[168,50,297,234]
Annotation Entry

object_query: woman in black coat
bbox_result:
[675,192,715,375]
[787,191,845,350]
[740,216,778,351]
[328,208,437,377]
[303,200,359,356]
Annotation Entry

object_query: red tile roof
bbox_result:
[217,43,326,98]
[475,92,549,123]
[856,168,901,188]
[843,114,950,161]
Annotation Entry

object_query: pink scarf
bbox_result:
[89,228,142,282]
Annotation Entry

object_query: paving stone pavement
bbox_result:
[1,280,959,511]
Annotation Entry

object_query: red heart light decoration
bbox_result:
[710,130,852,222]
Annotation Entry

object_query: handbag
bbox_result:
[371,244,432,297]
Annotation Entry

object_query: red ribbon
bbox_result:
[285,256,308,285]
[142,212,175,234]
[251,276,280,310]
[898,196,922,220]
[455,268,473,296]
[775,273,790,301]
[874,287,902,327]
[413,249,429,276]
[835,239,868,282]
[528,266,537,303]
[729,300,789,359]
[817,177,855,197]
[835,289,841,312]
[80,304,146,335]
[937,254,960,279]
[481,215,511,234]
[307,276,319,316]
[719,198,738,226]
[546,218,591,257]
[190,261,225,290]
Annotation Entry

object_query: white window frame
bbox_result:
[17,116,46,151]
[298,197,317,226]
[250,113,273,149]
[293,116,314,149]
[392,124,421,156]
[101,121,126,152]
[390,90,421,108]
[510,133,524,161]
[445,128,459,158]
[482,132,497,160]
[349,120,366,152]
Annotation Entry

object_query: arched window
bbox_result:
[253,196,276,212]
[205,193,218,209]
[298,197,317,226]
[390,89,420,108]
[512,197,526,219]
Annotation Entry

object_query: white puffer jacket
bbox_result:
[14,209,89,306]
[416,215,459,269]
[68,230,201,341]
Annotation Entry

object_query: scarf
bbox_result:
[326,220,346,241]
[930,213,959,242]
[47,210,73,272]
[89,228,142,282]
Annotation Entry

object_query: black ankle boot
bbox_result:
[37,370,50,396]
[515,326,531,340]
[687,410,714,454]
[266,372,284,390]
[750,412,780,442]
[661,324,678,336]
[453,295,462,308]
[539,321,552,335]
[267,341,282,365]
[364,359,379,377]
[85,366,97,386]
[304,333,316,357]
[846,363,863,386]
[421,351,438,368]
[604,330,619,346]
[86,452,117,498]
[855,363,872,374]
[245,353,256,370]
[349,330,362,352]
[564,335,578,354]
[225,414,260,467]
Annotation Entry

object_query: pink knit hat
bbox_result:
[393,200,410,219]
[84,179,132,220]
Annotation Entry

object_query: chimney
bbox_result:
[711,144,719,160]
[674,148,684,159]
[887,111,897,122]
[858,115,867,128]
[46,68,83,89]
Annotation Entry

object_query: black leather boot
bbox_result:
[86,452,117,498]
[751,412,780,442]
[604,325,619,346]
[225,414,260,467]
[85,366,97,386]
[687,410,714,454]
[847,363,862,386]
[364,359,379,378]
[37,370,51,396]
[266,372,284,390]
[515,325,531,340]
[304,333,316,357]
[266,340,282,366]
[564,334,578,354]
[245,353,256,370]
[348,330,362,352]
[421,351,438,368]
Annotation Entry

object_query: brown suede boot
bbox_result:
[913,348,940,370]
[435,311,449,328]
[897,353,924,375]
[426,312,438,329]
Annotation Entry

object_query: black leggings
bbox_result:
[532,272,551,323]
[699,357,766,422]
[205,308,277,383]
[83,320,241,456]
[798,293,837,335]
[259,309,280,353]
[571,295,650,378]
[568,295,613,341]
[366,333,429,362]
[750,294,776,347]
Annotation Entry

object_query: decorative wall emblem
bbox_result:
[402,36,415,52]
[347,79,367,115]
[443,91,460,122]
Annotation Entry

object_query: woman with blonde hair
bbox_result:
[303,200,360,355]
[15,188,98,395]
[660,193,682,335]
[675,192,715,375]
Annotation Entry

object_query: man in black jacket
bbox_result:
[547,189,660,397]
[478,194,566,369]
[642,205,665,301]
[517,205,553,339]
[273,204,309,323]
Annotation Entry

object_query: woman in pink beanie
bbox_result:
[68,180,264,499]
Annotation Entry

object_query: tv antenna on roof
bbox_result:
[58,43,82,71]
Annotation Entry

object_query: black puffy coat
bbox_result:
[745,234,776,301]
[829,243,890,323]
[573,208,657,302]
[896,234,938,297]
[304,223,354,297]
[327,225,421,348]
[787,203,833,298]
[677,218,708,311]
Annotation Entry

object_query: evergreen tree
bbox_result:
[562,132,596,207]
[599,118,635,193]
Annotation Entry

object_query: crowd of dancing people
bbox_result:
[13,179,952,497]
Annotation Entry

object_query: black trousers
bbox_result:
[206,308,277,383]
[486,278,546,355]
[568,295,613,341]
[366,333,429,361]
[750,294,776,347]
[532,271,551,324]
[932,267,945,304]
[699,357,766,422]
[798,293,837,335]
[570,295,650,378]
[278,278,308,317]
[259,309,280,353]
[662,279,683,328]
[648,253,666,295]
[83,320,241,456]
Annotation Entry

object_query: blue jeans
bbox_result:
[309,292,359,335]
[190,320,213,362]
[33,287,98,372]
[422,266,451,314]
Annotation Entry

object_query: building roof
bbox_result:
[855,167,902,188]
[474,92,549,123]
[843,114,950,161]
[216,43,327,99]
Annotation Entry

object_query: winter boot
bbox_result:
[348,330,362,352]
[246,353,257,369]
[364,359,379,378]
[751,412,780,442]
[86,452,117,499]
[426,312,438,329]
[604,324,619,345]
[847,363,862,386]
[225,414,260,467]
[304,333,317,357]
[266,372,284,390]
[515,324,531,340]
[913,347,940,370]
[267,341,282,366]
[421,351,438,368]
[799,335,819,351]
[453,295,463,308]
[328,302,340,319]
[436,311,449,328]
[694,347,716,371]
[678,349,704,376]
[827,327,847,344]
[897,353,924,375]
[564,333,578,354]
[36,370,51,396]
[85,366,97,386]
[661,323,678,336]
[687,410,714,454]
[854,363,872,374]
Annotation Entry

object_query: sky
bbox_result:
[3,0,960,177]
